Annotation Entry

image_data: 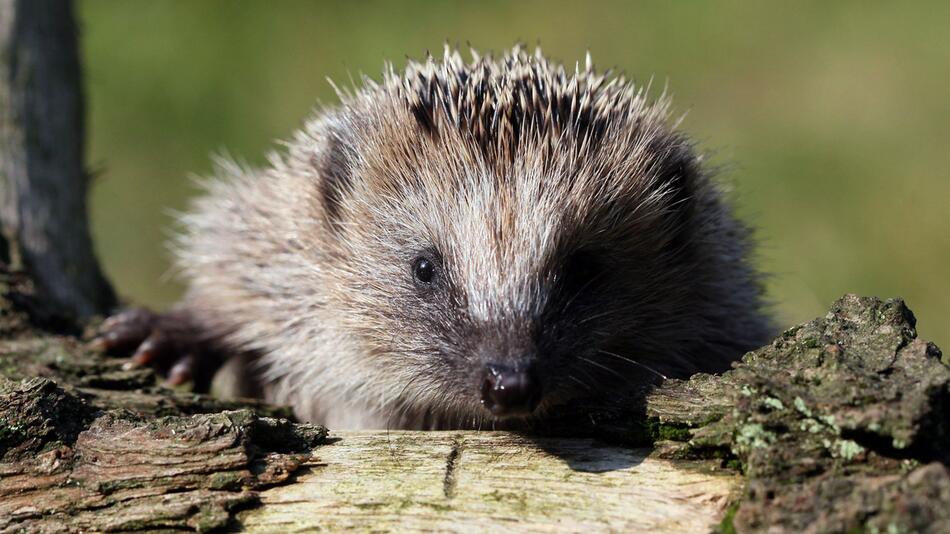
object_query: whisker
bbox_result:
[577,309,619,325]
[597,349,668,380]
[567,374,593,391]
[578,355,626,380]
[560,271,608,314]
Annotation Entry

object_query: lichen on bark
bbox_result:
[652,295,949,533]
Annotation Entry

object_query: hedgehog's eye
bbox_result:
[412,257,436,285]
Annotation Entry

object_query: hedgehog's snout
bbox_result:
[479,362,542,417]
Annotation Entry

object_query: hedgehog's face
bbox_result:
[332,172,686,427]
[395,235,624,422]
[309,52,705,426]
[321,129,695,428]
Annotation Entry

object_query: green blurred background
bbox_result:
[78,1,949,346]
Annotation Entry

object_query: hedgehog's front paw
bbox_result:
[92,307,221,392]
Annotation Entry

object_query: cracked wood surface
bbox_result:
[241,431,742,533]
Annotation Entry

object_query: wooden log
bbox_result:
[1,265,947,532]
[243,431,741,532]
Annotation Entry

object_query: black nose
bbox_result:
[480,364,541,417]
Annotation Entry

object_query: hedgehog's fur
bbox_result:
[172,45,772,429]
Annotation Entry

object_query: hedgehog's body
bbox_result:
[106,47,772,429]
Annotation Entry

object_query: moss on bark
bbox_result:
[656,295,947,532]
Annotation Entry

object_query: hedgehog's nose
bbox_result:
[480,363,541,417]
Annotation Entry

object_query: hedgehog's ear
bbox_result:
[311,128,353,232]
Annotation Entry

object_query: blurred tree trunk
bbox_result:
[0,0,115,322]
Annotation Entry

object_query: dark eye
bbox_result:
[412,257,436,285]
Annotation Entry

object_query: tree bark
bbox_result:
[0,0,115,322]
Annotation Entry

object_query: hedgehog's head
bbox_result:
[302,46,718,427]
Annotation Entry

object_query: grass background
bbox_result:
[79,1,949,346]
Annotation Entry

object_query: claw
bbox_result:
[88,336,109,352]
[168,355,194,386]
[92,307,220,393]
[132,346,154,366]
[93,308,157,354]
[132,332,166,366]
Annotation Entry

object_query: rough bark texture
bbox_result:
[0,265,327,533]
[0,261,947,532]
[0,0,115,323]
[636,296,950,533]
[0,383,326,533]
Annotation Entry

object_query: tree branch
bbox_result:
[0,0,115,323]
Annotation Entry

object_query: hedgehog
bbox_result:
[96,46,773,429]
